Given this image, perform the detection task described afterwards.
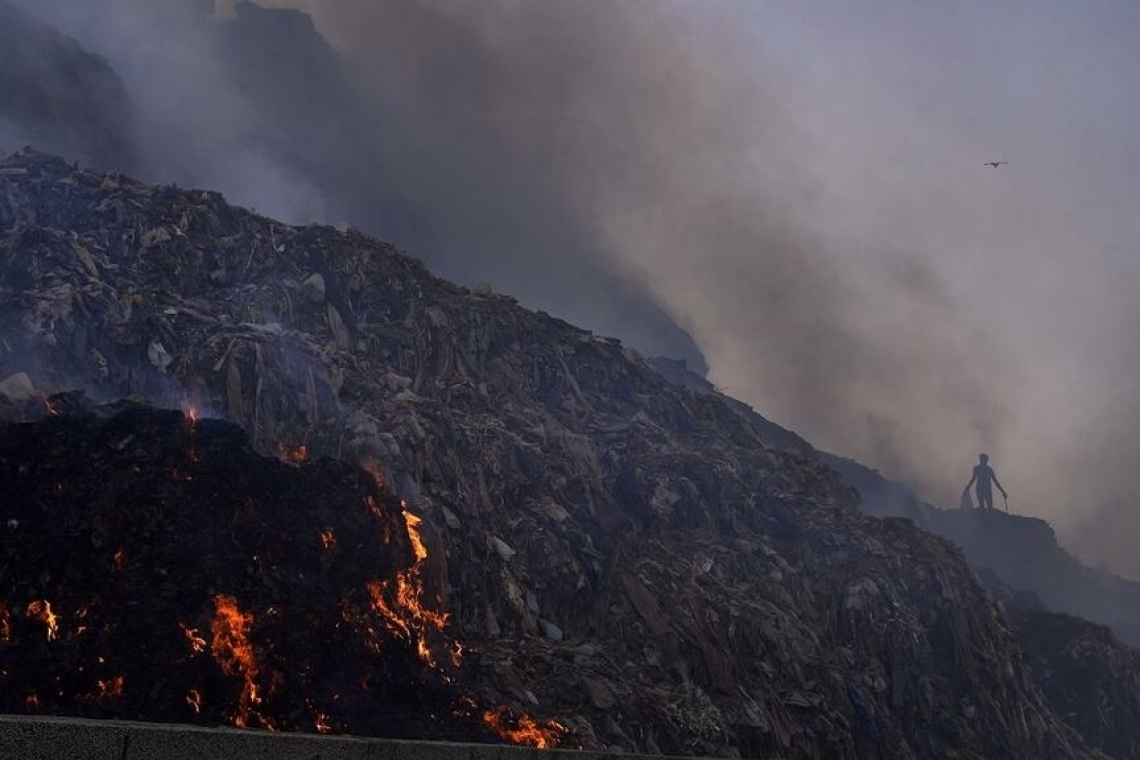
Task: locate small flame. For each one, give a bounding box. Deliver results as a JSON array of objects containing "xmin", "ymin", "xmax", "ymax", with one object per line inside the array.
[
  {"xmin": 181, "ymin": 623, "xmax": 207, "ymax": 654},
  {"xmin": 277, "ymin": 444, "xmax": 309, "ymax": 465},
  {"xmin": 42, "ymin": 394, "xmax": 61, "ymax": 417},
  {"xmin": 315, "ymin": 712, "xmax": 333, "ymax": 734},
  {"xmin": 186, "ymin": 688, "xmax": 203, "ymax": 714},
  {"xmin": 113, "ymin": 550, "xmax": 126, "ymax": 572},
  {"xmin": 0, "ymin": 600, "xmax": 12, "ymax": 643},
  {"xmin": 26, "ymin": 600, "xmax": 59, "ymax": 642},
  {"xmin": 482, "ymin": 707, "xmax": 566, "ymax": 749},
  {"xmin": 26, "ymin": 692, "xmax": 40, "ymax": 710},
  {"xmin": 402, "ymin": 510, "xmax": 428, "ymax": 563},
  {"xmin": 210, "ymin": 594, "xmax": 265, "ymax": 728},
  {"xmin": 320, "ymin": 529, "xmax": 336, "ymax": 550}
]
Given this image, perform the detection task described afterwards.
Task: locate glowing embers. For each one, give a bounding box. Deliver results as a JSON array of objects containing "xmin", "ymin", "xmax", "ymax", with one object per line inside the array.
[
  {"xmin": 83, "ymin": 675, "xmax": 125, "ymax": 704},
  {"xmin": 42, "ymin": 394, "xmax": 61, "ymax": 417},
  {"xmin": 180, "ymin": 622, "xmax": 207, "ymax": 654},
  {"xmin": 319, "ymin": 529, "xmax": 336, "ymax": 551},
  {"xmin": 402, "ymin": 509, "xmax": 428, "ymax": 562},
  {"xmin": 0, "ymin": 600, "xmax": 11, "ymax": 643},
  {"xmin": 25, "ymin": 600, "xmax": 59, "ymax": 642},
  {"xmin": 277, "ymin": 444, "xmax": 309, "ymax": 465},
  {"xmin": 210, "ymin": 594, "xmax": 271, "ymax": 729},
  {"xmin": 481, "ymin": 706, "xmax": 567, "ymax": 749}
]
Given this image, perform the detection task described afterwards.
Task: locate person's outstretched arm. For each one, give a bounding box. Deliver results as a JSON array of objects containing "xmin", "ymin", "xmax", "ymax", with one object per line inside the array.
[
  {"xmin": 964, "ymin": 471, "xmax": 976, "ymax": 492},
  {"xmin": 992, "ymin": 472, "xmax": 1006, "ymax": 496}
]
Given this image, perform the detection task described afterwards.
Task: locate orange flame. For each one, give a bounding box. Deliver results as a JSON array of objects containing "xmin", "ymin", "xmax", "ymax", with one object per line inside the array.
[
  {"xmin": 42, "ymin": 394, "xmax": 61, "ymax": 416},
  {"xmin": 363, "ymin": 507, "xmax": 456, "ymax": 671},
  {"xmin": 482, "ymin": 707, "xmax": 566, "ymax": 749},
  {"xmin": 186, "ymin": 688, "xmax": 203, "ymax": 714},
  {"xmin": 113, "ymin": 550, "xmax": 126, "ymax": 572},
  {"xmin": 26, "ymin": 600, "xmax": 59, "ymax": 641},
  {"xmin": 320, "ymin": 530, "xmax": 336, "ymax": 551},
  {"xmin": 402, "ymin": 510, "xmax": 428, "ymax": 563},
  {"xmin": 25, "ymin": 692, "xmax": 40, "ymax": 710},
  {"xmin": 315, "ymin": 712, "xmax": 333, "ymax": 734},
  {"xmin": 210, "ymin": 594, "xmax": 265, "ymax": 728},
  {"xmin": 181, "ymin": 623, "xmax": 207, "ymax": 654}
]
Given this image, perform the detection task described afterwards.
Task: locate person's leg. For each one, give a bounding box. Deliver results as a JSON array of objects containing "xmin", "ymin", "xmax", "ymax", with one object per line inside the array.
[{"xmin": 978, "ymin": 489, "xmax": 993, "ymax": 509}]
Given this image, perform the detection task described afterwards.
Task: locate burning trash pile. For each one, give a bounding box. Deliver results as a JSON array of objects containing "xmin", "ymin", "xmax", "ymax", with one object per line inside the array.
[
  {"xmin": 0, "ymin": 149, "xmax": 1128, "ymax": 758},
  {"xmin": 0, "ymin": 394, "xmax": 564, "ymax": 747}
]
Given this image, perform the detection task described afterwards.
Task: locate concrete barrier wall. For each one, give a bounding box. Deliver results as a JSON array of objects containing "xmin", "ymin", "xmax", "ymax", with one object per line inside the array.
[{"xmin": 0, "ymin": 716, "xmax": 643, "ymax": 760}]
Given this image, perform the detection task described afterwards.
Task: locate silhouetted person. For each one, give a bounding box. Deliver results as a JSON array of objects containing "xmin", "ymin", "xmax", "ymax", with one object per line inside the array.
[{"xmin": 963, "ymin": 453, "xmax": 1007, "ymax": 510}]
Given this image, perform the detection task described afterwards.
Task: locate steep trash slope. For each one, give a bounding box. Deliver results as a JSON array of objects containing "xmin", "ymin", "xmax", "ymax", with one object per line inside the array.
[{"xmin": 0, "ymin": 148, "xmax": 1108, "ymax": 758}]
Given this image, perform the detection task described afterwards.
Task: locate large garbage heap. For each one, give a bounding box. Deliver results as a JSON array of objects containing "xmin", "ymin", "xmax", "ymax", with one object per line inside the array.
[
  {"xmin": 0, "ymin": 148, "xmax": 1122, "ymax": 758},
  {"xmin": 0, "ymin": 395, "xmax": 563, "ymax": 748}
]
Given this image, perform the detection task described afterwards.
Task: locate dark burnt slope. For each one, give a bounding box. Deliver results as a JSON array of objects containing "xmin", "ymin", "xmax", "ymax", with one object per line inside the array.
[
  {"xmin": 0, "ymin": 396, "xmax": 510, "ymax": 742},
  {"xmin": 0, "ymin": 148, "xmax": 1107, "ymax": 758}
]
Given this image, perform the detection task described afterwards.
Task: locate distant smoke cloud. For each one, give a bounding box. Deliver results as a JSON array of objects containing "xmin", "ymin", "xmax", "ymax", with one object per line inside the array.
[{"xmin": 6, "ymin": 0, "xmax": 1140, "ymax": 576}]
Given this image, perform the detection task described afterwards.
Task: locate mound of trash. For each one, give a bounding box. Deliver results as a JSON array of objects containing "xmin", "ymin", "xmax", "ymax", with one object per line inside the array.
[{"xmin": 0, "ymin": 148, "xmax": 1115, "ymax": 758}]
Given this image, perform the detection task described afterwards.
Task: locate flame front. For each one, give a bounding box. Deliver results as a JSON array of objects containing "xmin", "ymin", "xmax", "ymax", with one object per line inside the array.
[
  {"xmin": 26, "ymin": 600, "xmax": 59, "ymax": 641},
  {"xmin": 482, "ymin": 707, "xmax": 566, "ymax": 749},
  {"xmin": 210, "ymin": 594, "xmax": 266, "ymax": 728},
  {"xmin": 365, "ymin": 508, "xmax": 453, "ymax": 671}
]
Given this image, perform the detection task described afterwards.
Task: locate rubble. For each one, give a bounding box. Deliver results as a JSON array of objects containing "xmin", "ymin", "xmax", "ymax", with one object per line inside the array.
[{"xmin": 0, "ymin": 148, "xmax": 1120, "ymax": 758}]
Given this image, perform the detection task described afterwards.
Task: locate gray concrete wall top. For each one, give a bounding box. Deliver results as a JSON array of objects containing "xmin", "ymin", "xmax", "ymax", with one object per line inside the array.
[{"xmin": 0, "ymin": 716, "xmax": 675, "ymax": 760}]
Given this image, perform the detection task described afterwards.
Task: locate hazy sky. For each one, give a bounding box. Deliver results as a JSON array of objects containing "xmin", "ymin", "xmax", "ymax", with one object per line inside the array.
[{"xmin": 9, "ymin": 0, "xmax": 1140, "ymax": 575}]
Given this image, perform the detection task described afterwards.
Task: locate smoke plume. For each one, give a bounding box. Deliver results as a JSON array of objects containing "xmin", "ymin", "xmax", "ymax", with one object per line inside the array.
[{"xmin": 5, "ymin": 0, "xmax": 1140, "ymax": 575}]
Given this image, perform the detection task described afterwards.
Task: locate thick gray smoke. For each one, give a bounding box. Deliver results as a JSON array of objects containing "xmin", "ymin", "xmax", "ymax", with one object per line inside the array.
[{"xmin": 6, "ymin": 0, "xmax": 1140, "ymax": 576}]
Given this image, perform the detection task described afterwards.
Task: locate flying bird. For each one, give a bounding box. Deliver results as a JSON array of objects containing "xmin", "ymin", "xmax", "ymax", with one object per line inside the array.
[{"xmin": 984, "ymin": 161, "xmax": 1010, "ymax": 168}]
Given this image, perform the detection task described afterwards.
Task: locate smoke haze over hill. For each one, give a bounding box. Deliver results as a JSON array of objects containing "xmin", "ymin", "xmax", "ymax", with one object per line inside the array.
[{"xmin": 5, "ymin": 0, "xmax": 1140, "ymax": 576}]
